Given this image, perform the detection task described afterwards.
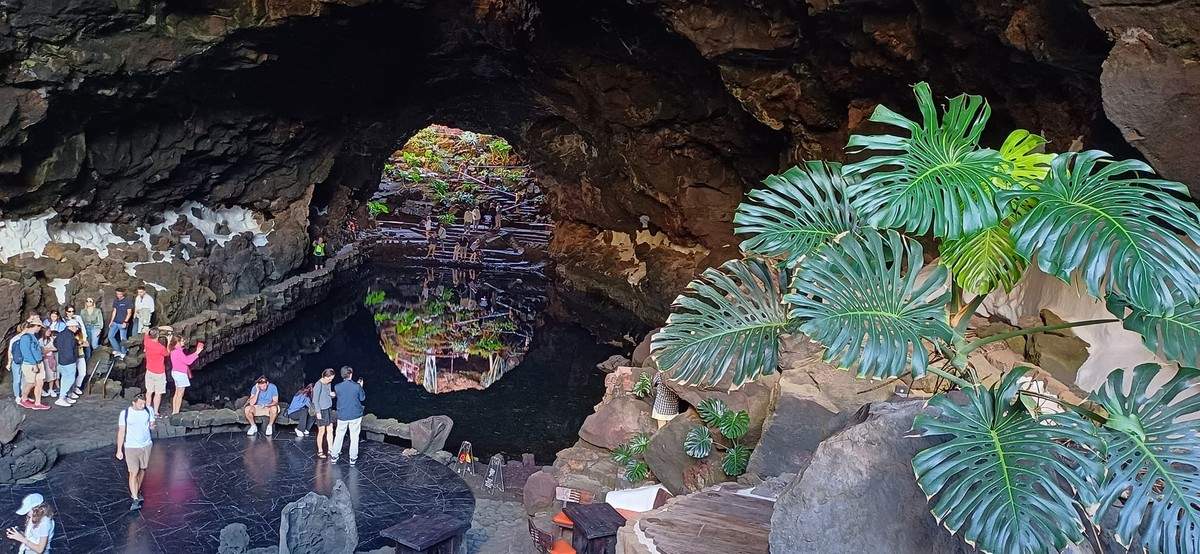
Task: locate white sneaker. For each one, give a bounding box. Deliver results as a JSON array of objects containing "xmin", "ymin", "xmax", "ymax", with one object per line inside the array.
[
  {"xmin": 54, "ymin": 398, "xmax": 71, "ymax": 407},
  {"xmin": 45, "ymin": 390, "xmax": 57, "ymax": 398},
  {"xmin": 304, "ymin": 430, "xmax": 310, "ymax": 436},
  {"xmin": 13, "ymin": 398, "xmax": 20, "ymax": 405},
  {"xmin": 294, "ymin": 429, "xmax": 304, "ymax": 438},
  {"xmin": 65, "ymin": 396, "xmax": 77, "ymax": 405},
  {"xmin": 265, "ymin": 424, "xmax": 274, "ymax": 436},
  {"xmin": 246, "ymin": 425, "xmax": 258, "ymax": 436}
]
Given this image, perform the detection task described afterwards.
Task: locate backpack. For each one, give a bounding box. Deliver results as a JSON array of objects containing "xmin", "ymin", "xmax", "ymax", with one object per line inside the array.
[
  {"xmin": 121, "ymin": 407, "xmax": 155, "ymax": 430},
  {"xmin": 10, "ymin": 334, "xmax": 35, "ymax": 365}
]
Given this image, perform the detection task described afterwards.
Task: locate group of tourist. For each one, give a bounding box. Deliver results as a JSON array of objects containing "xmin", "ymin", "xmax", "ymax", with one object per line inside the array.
[
  {"xmin": 4, "ymin": 287, "xmax": 159, "ymax": 411},
  {"xmin": 422, "ymin": 200, "xmax": 506, "ymax": 261},
  {"xmin": 280, "ymin": 366, "xmax": 367, "ymax": 463}
]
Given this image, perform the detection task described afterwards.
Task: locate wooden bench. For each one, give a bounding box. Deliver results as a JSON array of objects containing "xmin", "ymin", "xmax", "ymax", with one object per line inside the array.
[{"xmin": 381, "ymin": 512, "xmax": 471, "ymax": 554}]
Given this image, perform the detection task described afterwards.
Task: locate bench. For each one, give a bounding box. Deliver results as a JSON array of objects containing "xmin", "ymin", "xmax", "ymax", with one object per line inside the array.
[{"xmin": 381, "ymin": 512, "xmax": 471, "ymax": 554}]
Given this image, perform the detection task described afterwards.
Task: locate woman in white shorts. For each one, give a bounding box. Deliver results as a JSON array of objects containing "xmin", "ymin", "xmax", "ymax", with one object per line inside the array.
[{"xmin": 168, "ymin": 336, "xmax": 205, "ymax": 415}]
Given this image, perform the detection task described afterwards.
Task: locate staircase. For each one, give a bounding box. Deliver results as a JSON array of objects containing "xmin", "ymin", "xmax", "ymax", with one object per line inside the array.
[{"xmin": 372, "ymin": 185, "xmax": 552, "ymax": 275}]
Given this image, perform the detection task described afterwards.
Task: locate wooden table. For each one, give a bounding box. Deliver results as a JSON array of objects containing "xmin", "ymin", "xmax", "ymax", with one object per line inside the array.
[
  {"xmin": 563, "ymin": 503, "xmax": 627, "ymax": 554},
  {"xmin": 381, "ymin": 512, "xmax": 471, "ymax": 554}
]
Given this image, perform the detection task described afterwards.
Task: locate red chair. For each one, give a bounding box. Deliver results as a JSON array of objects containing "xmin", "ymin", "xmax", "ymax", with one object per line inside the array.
[
  {"xmin": 551, "ymin": 486, "xmax": 595, "ymax": 532},
  {"xmin": 529, "ymin": 518, "xmax": 576, "ymax": 554}
]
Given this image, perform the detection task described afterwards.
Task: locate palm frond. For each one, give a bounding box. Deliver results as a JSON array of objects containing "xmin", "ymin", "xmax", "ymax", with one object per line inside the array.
[
  {"xmin": 1089, "ymin": 364, "xmax": 1200, "ymax": 554},
  {"xmin": 734, "ymin": 161, "xmax": 862, "ymax": 265},
  {"xmin": 786, "ymin": 230, "xmax": 953, "ymax": 379},
  {"xmin": 1001, "ymin": 150, "xmax": 1200, "ymax": 312},
  {"xmin": 845, "ymin": 82, "xmax": 1016, "ymax": 238},
  {"xmin": 911, "ymin": 366, "xmax": 1101, "ymax": 554},
  {"xmin": 1106, "ymin": 294, "xmax": 1200, "ymax": 367},
  {"xmin": 651, "ymin": 259, "xmax": 791, "ymax": 388}
]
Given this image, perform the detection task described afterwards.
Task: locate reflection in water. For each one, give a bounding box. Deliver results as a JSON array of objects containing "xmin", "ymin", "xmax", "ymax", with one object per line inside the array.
[
  {"xmin": 366, "ymin": 267, "xmax": 540, "ymax": 393},
  {"xmin": 190, "ymin": 263, "xmax": 617, "ymax": 460}
]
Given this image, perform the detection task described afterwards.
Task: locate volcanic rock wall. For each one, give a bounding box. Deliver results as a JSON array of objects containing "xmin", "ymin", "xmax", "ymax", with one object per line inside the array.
[{"xmin": 0, "ymin": 0, "xmax": 1195, "ymax": 333}]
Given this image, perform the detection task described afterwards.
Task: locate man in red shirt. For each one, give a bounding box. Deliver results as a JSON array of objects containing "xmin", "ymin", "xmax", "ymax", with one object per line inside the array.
[{"xmin": 142, "ymin": 327, "xmax": 170, "ymax": 416}]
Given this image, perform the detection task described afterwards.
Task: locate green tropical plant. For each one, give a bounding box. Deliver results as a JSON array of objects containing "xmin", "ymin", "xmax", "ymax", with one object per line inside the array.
[
  {"xmin": 367, "ymin": 200, "xmax": 390, "ymax": 217},
  {"xmin": 631, "ymin": 372, "xmax": 653, "ymax": 398},
  {"xmin": 683, "ymin": 398, "xmax": 752, "ymax": 477},
  {"xmin": 363, "ymin": 290, "xmax": 386, "ymax": 307},
  {"xmin": 438, "ymin": 212, "xmax": 455, "ymax": 226},
  {"xmin": 650, "ymin": 82, "xmax": 1200, "ymax": 553},
  {"xmin": 612, "ymin": 432, "xmax": 653, "ymax": 483}
]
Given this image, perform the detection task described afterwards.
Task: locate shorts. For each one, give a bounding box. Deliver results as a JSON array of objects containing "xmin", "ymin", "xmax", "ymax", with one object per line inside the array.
[
  {"xmin": 171, "ymin": 371, "xmax": 190, "ymax": 388},
  {"xmin": 124, "ymin": 445, "xmax": 152, "ymax": 472},
  {"xmin": 145, "ymin": 371, "xmax": 167, "ymax": 394},
  {"xmin": 251, "ymin": 405, "xmax": 278, "ymax": 417},
  {"xmin": 20, "ymin": 363, "xmax": 40, "ymax": 384},
  {"xmin": 315, "ymin": 408, "xmax": 332, "ymax": 427}
]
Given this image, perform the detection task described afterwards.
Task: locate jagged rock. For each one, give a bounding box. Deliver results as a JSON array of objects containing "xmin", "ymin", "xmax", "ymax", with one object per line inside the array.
[
  {"xmin": 631, "ymin": 329, "xmax": 658, "ymax": 367},
  {"xmin": 769, "ymin": 401, "xmax": 968, "ymax": 554},
  {"xmin": 601, "ymin": 366, "xmax": 652, "ymax": 404},
  {"xmin": 550, "ymin": 441, "xmax": 622, "ymax": 496},
  {"xmin": 0, "ymin": 440, "xmax": 57, "ymax": 484},
  {"xmin": 643, "ymin": 410, "xmax": 724, "ymax": 495},
  {"xmin": 596, "ymin": 354, "xmax": 629, "ymax": 373},
  {"xmin": 578, "ymin": 395, "xmax": 654, "ymax": 451},
  {"xmin": 279, "ymin": 480, "xmax": 357, "ymax": 554},
  {"xmin": 218, "ymin": 523, "xmax": 251, "ymax": 554},
  {"xmin": 0, "ymin": 402, "xmax": 25, "ymax": 445},
  {"xmin": 409, "ymin": 415, "xmax": 453, "ymax": 454},
  {"xmin": 745, "ymin": 370, "xmax": 861, "ymax": 481},
  {"xmin": 665, "ymin": 372, "xmax": 779, "ymax": 446},
  {"xmin": 522, "ymin": 470, "xmax": 559, "ymax": 516}
]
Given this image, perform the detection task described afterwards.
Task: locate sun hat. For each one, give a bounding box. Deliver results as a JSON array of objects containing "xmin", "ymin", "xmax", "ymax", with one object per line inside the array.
[
  {"xmin": 16, "ymin": 493, "xmax": 43, "ymax": 515},
  {"xmin": 66, "ymin": 319, "xmax": 80, "ymax": 328},
  {"xmin": 25, "ymin": 315, "xmax": 42, "ymax": 326}
]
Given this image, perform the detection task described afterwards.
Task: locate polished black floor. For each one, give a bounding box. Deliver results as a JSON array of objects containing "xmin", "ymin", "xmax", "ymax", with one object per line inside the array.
[{"xmin": 0, "ymin": 432, "xmax": 475, "ymax": 553}]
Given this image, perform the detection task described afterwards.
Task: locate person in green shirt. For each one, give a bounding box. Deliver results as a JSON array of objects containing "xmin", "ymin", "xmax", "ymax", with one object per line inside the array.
[{"xmin": 312, "ymin": 236, "xmax": 327, "ymax": 269}]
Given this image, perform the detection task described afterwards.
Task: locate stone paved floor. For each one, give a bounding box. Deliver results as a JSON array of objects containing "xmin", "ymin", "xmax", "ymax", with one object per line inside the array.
[{"xmin": 0, "ymin": 432, "xmax": 474, "ymax": 553}]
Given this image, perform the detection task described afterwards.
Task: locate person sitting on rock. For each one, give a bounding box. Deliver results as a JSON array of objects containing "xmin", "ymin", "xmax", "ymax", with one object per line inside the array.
[
  {"xmin": 244, "ymin": 375, "xmax": 280, "ymax": 436},
  {"xmin": 287, "ymin": 384, "xmax": 314, "ymax": 439}
]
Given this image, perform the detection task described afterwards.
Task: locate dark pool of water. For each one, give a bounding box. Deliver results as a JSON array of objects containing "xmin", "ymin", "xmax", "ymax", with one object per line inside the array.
[{"xmin": 189, "ymin": 265, "xmax": 614, "ymax": 461}]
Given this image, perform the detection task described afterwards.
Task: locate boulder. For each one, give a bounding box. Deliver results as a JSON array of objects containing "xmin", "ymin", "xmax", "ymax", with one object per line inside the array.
[
  {"xmin": 596, "ymin": 354, "xmax": 630, "ymax": 373},
  {"xmin": 218, "ymin": 523, "xmax": 250, "ymax": 554},
  {"xmin": 0, "ymin": 401, "xmax": 25, "ymax": 444},
  {"xmin": 602, "ymin": 366, "xmax": 652, "ymax": 403},
  {"xmin": 578, "ymin": 395, "xmax": 654, "ymax": 450},
  {"xmin": 745, "ymin": 370, "xmax": 860, "ymax": 481},
  {"xmin": 550, "ymin": 441, "xmax": 623, "ymax": 495},
  {"xmin": 769, "ymin": 401, "xmax": 968, "ymax": 554},
  {"xmin": 665, "ymin": 372, "xmax": 779, "ymax": 446},
  {"xmin": 643, "ymin": 410, "xmax": 724, "ymax": 495},
  {"xmin": 409, "ymin": 415, "xmax": 453, "ymax": 454},
  {"xmin": 523, "ymin": 469, "xmax": 559, "ymax": 515},
  {"xmin": 631, "ymin": 329, "xmax": 659, "ymax": 366},
  {"xmin": 0, "ymin": 440, "xmax": 57, "ymax": 483},
  {"xmin": 279, "ymin": 480, "xmax": 357, "ymax": 554}
]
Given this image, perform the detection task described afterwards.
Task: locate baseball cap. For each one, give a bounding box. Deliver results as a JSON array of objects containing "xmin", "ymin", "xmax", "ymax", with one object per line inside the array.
[{"xmin": 16, "ymin": 493, "xmax": 43, "ymax": 515}]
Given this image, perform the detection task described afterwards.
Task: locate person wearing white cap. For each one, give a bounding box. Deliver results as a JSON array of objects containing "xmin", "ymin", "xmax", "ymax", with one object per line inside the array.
[{"xmin": 6, "ymin": 492, "xmax": 54, "ymax": 553}]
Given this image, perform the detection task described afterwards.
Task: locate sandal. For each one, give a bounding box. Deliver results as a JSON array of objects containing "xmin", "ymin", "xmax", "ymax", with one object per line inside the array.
[{"xmin": 317, "ymin": 452, "xmax": 327, "ymax": 459}]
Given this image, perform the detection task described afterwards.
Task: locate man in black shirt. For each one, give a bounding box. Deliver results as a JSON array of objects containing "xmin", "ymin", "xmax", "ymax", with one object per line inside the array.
[{"xmin": 107, "ymin": 288, "xmax": 133, "ymax": 358}]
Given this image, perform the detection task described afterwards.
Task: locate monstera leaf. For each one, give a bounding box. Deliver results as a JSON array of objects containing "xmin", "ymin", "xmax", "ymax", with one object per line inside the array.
[
  {"xmin": 786, "ymin": 230, "xmax": 953, "ymax": 379},
  {"xmin": 1001, "ymin": 150, "xmax": 1200, "ymax": 312},
  {"xmin": 696, "ymin": 398, "xmax": 727, "ymax": 427},
  {"xmin": 1090, "ymin": 364, "xmax": 1200, "ymax": 554},
  {"xmin": 652, "ymin": 259, "xmax": 791, "ymax": 388},
  {"xmin": 845, "ymin": 82, "xmax": 1018, "ymax": 238},
  {"xmin": 722, "ymin": 444, "xmax": 751, "ymax": 477},
  {"xmin": 734, "ymin": 161, "xmax": 862, "ymax": 265},
  {"xmin": 911, "ymin": 366, "xmax": 1101, "ymax": 554},
  {"xmin": 684, "ymin": 426, "xmax": 713, "ymax": 459},
  {"xmin": 938, "ymin": 219, "xmax": 1026, "ymax": 294},
  {"xmin": 1107, "ymin": 295, "xmax": 1200, "ymax": 367},
  {"xmin": 995, "ymin": 129, "xmax": 1054, "ymax": 186},
  {"xmin": 717, "ymin": 410, "xmax": 750, "ymax": 440}
]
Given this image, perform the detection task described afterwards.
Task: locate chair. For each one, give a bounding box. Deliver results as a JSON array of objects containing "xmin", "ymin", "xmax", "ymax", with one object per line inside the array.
[
  {"xmin": 551, "ymin": 487, "xmax": 595, "ymax": 531},
  {"xmin": 529, "ymin": 518, "xmax": 575, "ymax": 554}
]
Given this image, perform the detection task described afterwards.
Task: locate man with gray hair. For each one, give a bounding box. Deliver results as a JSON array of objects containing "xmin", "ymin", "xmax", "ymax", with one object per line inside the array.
[{"xmin": 330, "ymin": 366, "xmax": 366, "ymax": 465}]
